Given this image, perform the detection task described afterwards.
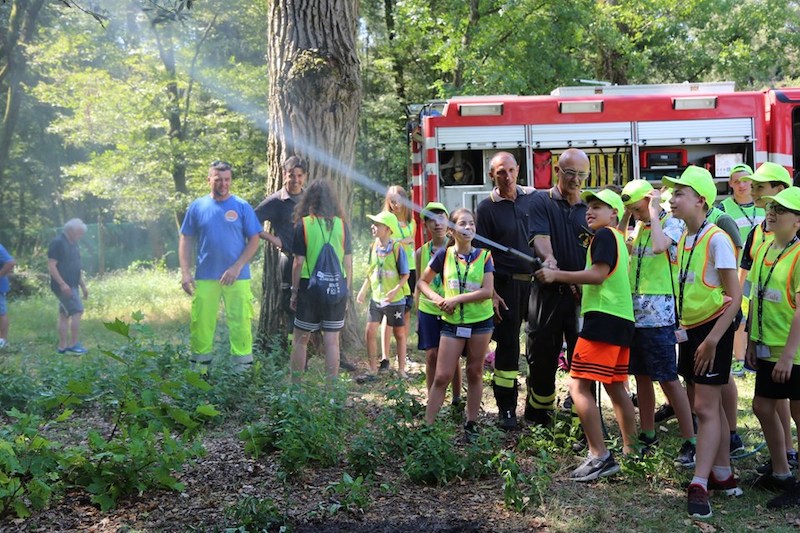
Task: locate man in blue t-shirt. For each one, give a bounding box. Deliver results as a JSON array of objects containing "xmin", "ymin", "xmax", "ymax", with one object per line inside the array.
[
  {"xmin": 179, "ymin": 160, "xmax": 262, "ymax": 371},
  {"xmin": 0, "ymin": 243, "xmax": 16, "ymax": 349}
]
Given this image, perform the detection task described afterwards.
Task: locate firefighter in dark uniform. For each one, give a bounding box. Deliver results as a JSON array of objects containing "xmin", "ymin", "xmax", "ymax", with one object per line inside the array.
[
  {"xmin": 526, "ymin": 148, "xmax": 593, "ymax": 425},
  {"xmin": 475, "ymin": 152, "xmax": 537, "ymax": 430}
]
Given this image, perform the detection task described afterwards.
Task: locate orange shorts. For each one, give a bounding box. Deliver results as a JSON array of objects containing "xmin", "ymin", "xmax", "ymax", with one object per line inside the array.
[{"xmin": 569, "ymin": 337, "xmax": 630, "ymax": 384}]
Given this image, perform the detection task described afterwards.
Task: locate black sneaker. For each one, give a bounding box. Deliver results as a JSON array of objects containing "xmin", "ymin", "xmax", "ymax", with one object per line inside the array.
[
  {"xmin": 767, "ymin": 482, "xmax": 800, "ymax": 509},
  {"xmin": 757, "ymin": 450, "xmax": 799, "ymax": 475},
  {"xmin": 675, "ymin": 440, "xmax": 696, "ymax": 468},
  {"xmin": 339, "ymin": 357, "xmax": 357, "ymax": 372},
  {"xmin": 687, "ymin": 483, "xmax": 712, "ymax": 518},
  {"xmin": 638, "ymin": 432, "xmax": 658, "ymax": 454},
  {"xmin": 569, "ymin": 453, "xmax": 620, "ymax": 482},
  {"xmin": 524, "ymin": 407, "xmax": 552, "ymax": 427},
  {"xmin": 751, "ymin": 473, "xmax": 796, "ymax": 493},
  {"xmin": 464, "ymin": 421, "xmax": 479, "ymax": 444},
  {"xmin": 654, "ymin": 403, "xmax": 675, "ymax": 423},
  {"xmin": 499, "ymin": 409, "xmax": 518, "ymax": 431},
  {"xmin": 378, "ymin": 359, "xmax": 390, "ymax": 373}
]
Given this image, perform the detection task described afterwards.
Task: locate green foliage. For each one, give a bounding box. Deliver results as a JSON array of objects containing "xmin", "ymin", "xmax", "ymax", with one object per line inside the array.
[
  {"xmin": 402, "ymin": 423, "xmax": 463, "ymax": 485},
  {"xmin": 323, "ymin": 472, "xmax": 372, "ymax": 516},
  {"xmin": 0, "ymin": 364, "xmax": 38, "ymax": 412},
  {"xmin": 491, "ymin": 448, "xmax": 555, "ymax": 513},
  {"xmin": 238, "ymin": 384, "xmax": 350, "ymax": 475},
  {"xmin": 223, "ymin": 495, "xmax": 289, "ymax": 532},
  {"xmin": 0, "ymin": 409, "xmax": 61, "ymax": 519}
]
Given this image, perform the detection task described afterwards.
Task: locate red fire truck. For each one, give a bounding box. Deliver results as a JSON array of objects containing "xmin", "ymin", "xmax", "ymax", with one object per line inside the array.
[{"xmin": 408, "ymin": 82, "xmax": 800, "ymax": 241}]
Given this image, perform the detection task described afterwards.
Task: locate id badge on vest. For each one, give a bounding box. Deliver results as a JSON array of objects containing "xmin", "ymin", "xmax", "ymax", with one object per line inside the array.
[
  {"xmin": 675, "ymin": 327, "xmax": 688, "ymax": 344},
  {"xmin": 456, "ymin": 327, "xmax": 472, "ymax": 339},
  {"xmin": 755, "ymin": 343, "xmax": 771, "ymax": 360}
]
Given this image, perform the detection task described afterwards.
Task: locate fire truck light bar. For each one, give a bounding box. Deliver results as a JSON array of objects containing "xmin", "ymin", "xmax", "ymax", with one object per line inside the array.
[
  {"xmin": 559, "ymin": 101, "xmax": 603, "ymax": 113},
  {"xmin": 458, "ymin": 103, "xmax": 504, "ymax": 116},
  {"xmin": 673, "ymin": 96, "xmax": 717, "ymax": 110}
]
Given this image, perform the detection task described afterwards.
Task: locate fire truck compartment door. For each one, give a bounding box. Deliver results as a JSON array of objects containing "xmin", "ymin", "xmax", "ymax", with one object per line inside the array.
[
  {"xmin": 637, "ymin": 118, "xmax": 753, "ymax": 146},
  {"xmin": 436, "ymin": 126, "xmax": 526, "ymax": 150},
  {"xmin": 528, "ymin": 122, "xmax": 632, "ymax": 149}
]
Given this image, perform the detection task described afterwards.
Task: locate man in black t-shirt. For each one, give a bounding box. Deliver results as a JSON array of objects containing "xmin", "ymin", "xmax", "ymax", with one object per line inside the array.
[
  {"xmin": 526, "ymin": 148, "xmax": 593, "ymax": 425},
  {"xmin": 255, "ymin": 156, "xmax": 307, "ymax": 343},
  {"xmin": 47, "ymin": 218, "xmax": 89, "ymax": 355},
  {"xmin": 476, "ymin": 152, "xmax": 537, "ymax": 430}
]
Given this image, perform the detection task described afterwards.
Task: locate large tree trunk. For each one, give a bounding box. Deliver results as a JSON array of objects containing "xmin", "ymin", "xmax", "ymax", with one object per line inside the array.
[
  {"xmin": 259, "ymin": 0, "xmax": 362, "ymax": 350},
  {"xmin": 0, "ymin": 0, "xmax": 45, "ymax": 201}
]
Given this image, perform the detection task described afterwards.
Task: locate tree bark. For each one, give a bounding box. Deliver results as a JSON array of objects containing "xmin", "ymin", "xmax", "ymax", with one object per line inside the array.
[
  {"xmin": 259, "ymin": 0, "xmax": 362, "ymax": 350},
  {"xmin": 0, "ymin": 0, "xmax": 45, "ymax": 197}
]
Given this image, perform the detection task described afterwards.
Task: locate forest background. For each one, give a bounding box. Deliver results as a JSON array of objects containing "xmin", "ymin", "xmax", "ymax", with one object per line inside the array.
[{"xmin": 3, "ymin": 0, "xmax": 800, "ymax": 274}]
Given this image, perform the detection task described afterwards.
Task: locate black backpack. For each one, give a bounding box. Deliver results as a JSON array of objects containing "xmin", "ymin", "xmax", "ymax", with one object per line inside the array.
[{"xmin": 306, "ymin": 219, "xmax": 348, "ymax": 305}]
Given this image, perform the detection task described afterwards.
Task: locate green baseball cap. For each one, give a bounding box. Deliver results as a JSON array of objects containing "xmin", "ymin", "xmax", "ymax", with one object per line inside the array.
[
  {"xmin": 763, "ymin": 186, "xmax": 800, "ymax": 214},
  {"xmin": 421, "ymin": 202, "xmax": 449, "ymax": 221},
  {"xmin": 741, "ymin": 161, "xmax": 792, "ymax": 187},
  {"xmin": 367, "ymin": 210, "xmax": 400, "ymax": 235},
  {"xmin": 621, "ymin": 179, "xmax": 654, "ymax": 206},
  {"xmin": 662, "ymin": 166, "xmax": 716, "ymax": 209},
  {"xmin": 729, "ymin": 163, "xmax": 754, "ymax": 178},
  {"xmin": 581, "ymin": 188, "xmax": 625, "ymax": 217}
]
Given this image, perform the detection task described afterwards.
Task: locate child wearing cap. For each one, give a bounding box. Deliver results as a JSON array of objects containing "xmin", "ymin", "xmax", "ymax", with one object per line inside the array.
[
  {"xmin": 415, "ymin": 202, "xmax": 462, "ymax": 402},
  {"xmin": 739, "ymin": 162, "xmax": 798, "ymax": 473},
  {"xmin": 357, "ymin": 211, "xmax": 410, "ymax": 378},
  {"xmin": 620, "ymin": 179, "xmax": 696, "ymax": 467},
  {"xmin": 718, "ymin": 163, "xmax": 765, "ymax": 378},
  {"xmin": 744, "ymin": 186, "xmax": 800, "ymax": 508},
  {"xmin": 665, "ymin": 166, "xmax": 743, "ymax": 519},
  {"xmin": 535, "ymin": 187, "xmax": 637, "ymax": 482}
]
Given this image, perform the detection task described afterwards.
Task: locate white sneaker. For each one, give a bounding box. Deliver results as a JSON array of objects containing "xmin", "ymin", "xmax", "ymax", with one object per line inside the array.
[{"xmin": 0, "ymin": 338, "xmax": 7, "ymax": 349}]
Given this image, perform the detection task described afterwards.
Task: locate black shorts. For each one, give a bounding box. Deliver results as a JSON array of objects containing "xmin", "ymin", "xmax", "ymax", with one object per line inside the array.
[
  {"xmin": 368, "ymin": 300, "xmax": 406, "ymax": 327},
  {"xmin": 755, "ymin": 360, "xmax": 800, "ymax": 400},
  {"xmin": 293, "ymin": 279, "xmax": 347, "ymax": 332},
  {"xmin": 677, "ymin": 315, "xmax": 735, "ymax": 385}
]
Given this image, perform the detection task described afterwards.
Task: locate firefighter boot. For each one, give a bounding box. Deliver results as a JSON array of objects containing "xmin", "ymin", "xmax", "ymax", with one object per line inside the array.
[{"xmin": 493, "ymin": 380, "xmax": 519, "ymax": 431}]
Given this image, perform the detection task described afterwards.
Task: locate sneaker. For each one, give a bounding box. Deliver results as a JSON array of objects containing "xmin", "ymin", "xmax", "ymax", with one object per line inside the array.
[
  {"xmin": 654, "ymin": 403, "xmax": 675, "ymax": 423},
  {"xmin": 57, "ymin": 346, "xmax": 68, "ymax": 354},
  {"xmin": 687, "ymin": 484, "xmax": 712, "ymax": 519},
  {"xmin": 561, "ymin": 393, "xmax": 574, "ymax": 413},
  {"xmin": 557, "ymin": 350, "xmax": 568, "ymax": 371},
  {"xmin": 66, "ymin": 343, "xmax": 88, "ymax": 355},
  {"xmin": 569, "ymin": 453, "xmax": 620, "ymax": 482},
  {"xmin": 730, "ymin": 433, "xmax": 745, "ymax": 456},
  {"xmin": 451, "ymin": 395, "xmax": 463, "ymax": 407},
  {"xmin": 757, "ymin": 451, "xmax": 800, "ymax": 475},
  {"xmin": 708, "ymin": 473, "xmax": 744, "ymax": 497},
  {"xmin": 339, "ymin": 358, "xmax": 357, "ymax": 372},
  {"xmin": 731, "ymin": 360, "xmax": 745, "ymax": 377},
  {"xmin": 378, "ymin": 359, "xmax": 390, "ymax": 373},
  {"xmin": 767, "ymin": 482, "xmax": 800, "ymax": 509},
  {"xmin": 751, "ymin": 473, "xmax": 796, "ymax": 492},
  {"xmin": 464, "ymin": 421, "xmax": 479, "ymax": 444},
  {"xmin": 675, "ymin": 440, "xmax": 696, "ymax": 468},
  {"xmin": 0, "ymin": 338, "xmax": 7, "ymax": 349},
  {"xmin": 638, "ymin": 432, "xmax": 658, "ymax": 453},
  {"xmin": 499, "ymin": 409, "xmax": 518, "ymax": 431},
  {"xmin": 355, "ymin": 373, "xmax": 378, "ymax": 384}
]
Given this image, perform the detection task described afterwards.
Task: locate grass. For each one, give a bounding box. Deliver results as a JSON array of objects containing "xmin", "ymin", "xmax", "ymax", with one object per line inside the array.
[{"xmin": 3, "ymin": 265, "xmax": 800, "ymax": 531}]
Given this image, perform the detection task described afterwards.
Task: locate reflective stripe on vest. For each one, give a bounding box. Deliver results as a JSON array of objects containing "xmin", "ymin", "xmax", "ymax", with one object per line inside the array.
[
  {"xmin": 368, "ymin": 240, "xmax": 405, "ymax": 304},
  {"xmin": 677, "ymin": 226, "xmax": 730, "ymax": 327},
  {"xmin": 582, "ymin": 227, "xmax": 634, "ymax": 321},
  {"xmin": 442, "ymin": 247, "xmax": 494, "ymax": 325},
  {"xmin": 749, "ymin": 240, "xmax": 800, "ymax": 358},
  {"xmin": 301, "ymin": 216, "xmax": 346, "ymax": 279},
  {"xmin": 418, "ymin": 241, "xmax": 444, "ymax": 316}
]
